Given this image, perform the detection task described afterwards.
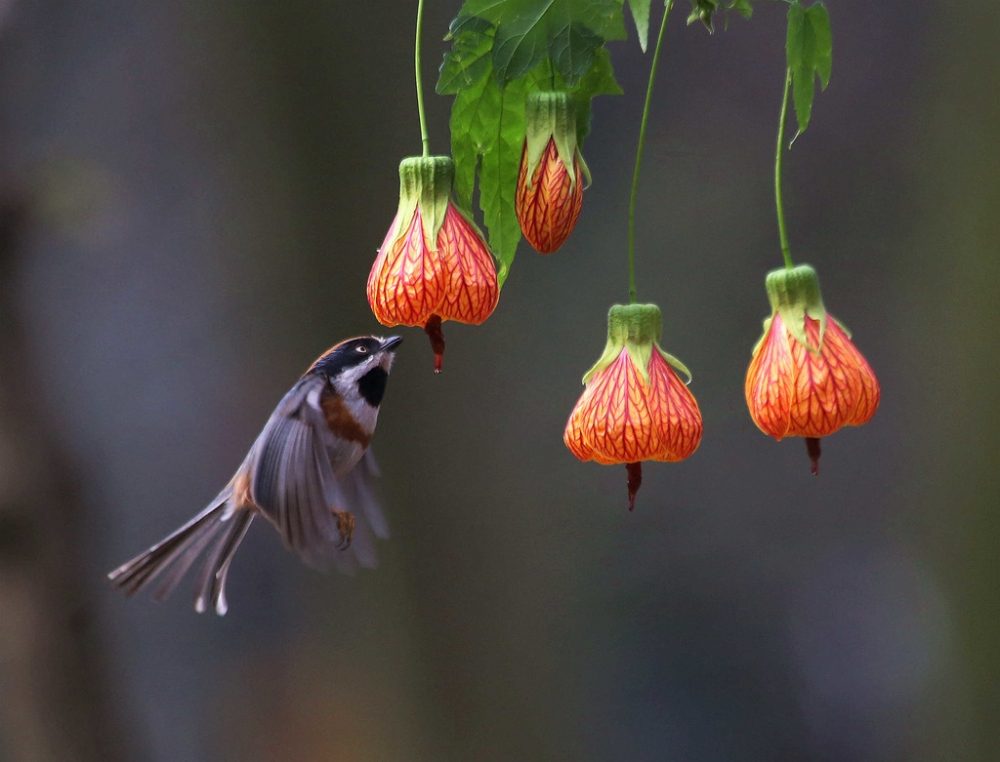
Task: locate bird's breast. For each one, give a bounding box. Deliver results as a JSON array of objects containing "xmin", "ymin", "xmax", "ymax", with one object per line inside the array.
[{"xmin": 320, "ymin": 390, "xmax": 378, "ymax": 476}]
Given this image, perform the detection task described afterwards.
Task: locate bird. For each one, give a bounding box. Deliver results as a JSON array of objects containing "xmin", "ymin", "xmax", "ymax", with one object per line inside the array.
[{"xmin": 108, "ymin": 335, "xmax": 403, "ymax": 615}]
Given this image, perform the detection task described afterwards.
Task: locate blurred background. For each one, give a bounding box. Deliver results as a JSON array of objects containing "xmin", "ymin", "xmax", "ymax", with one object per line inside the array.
[{"xmin": 0, "ymin": 0, "xmax": 996, "ymax": 760}]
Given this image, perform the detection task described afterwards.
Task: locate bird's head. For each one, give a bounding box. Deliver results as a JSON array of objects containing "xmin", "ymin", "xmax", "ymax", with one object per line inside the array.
[{"xmin": 309, "ymin": 335, "xmax": 402, "ymax": 407}]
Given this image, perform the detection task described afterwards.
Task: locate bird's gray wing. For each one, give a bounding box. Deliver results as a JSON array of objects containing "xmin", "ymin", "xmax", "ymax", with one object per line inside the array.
[{"xmin": 247, "ymin": 375, "xmax": 384, "ymax": 571}]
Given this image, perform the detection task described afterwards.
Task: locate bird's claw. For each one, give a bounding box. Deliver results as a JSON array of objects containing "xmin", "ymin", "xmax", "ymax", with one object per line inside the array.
[{"xmin": 332, "ymin": 510, "xmax": 355, "ymax": 550}]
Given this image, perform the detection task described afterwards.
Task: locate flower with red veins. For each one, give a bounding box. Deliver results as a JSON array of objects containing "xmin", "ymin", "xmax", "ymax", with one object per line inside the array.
[
  {"xmin": 367, "ymin": 156, "xmax": 499, "ymax": 372},
  {"xmin": 564, "ymin": 304, "xmax": 702, "ymax": 511},
  {"xmin": 515, "ymin": 91, "xmax": 589, "ymax": 255},
  {"xmin": 745, "ymin": 264, "xmax": 880, "ymax": 473}
]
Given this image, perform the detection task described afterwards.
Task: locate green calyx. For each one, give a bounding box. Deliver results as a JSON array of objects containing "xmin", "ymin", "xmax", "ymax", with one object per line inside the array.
[
  {"xmin": 523, "ymin": 92, "xmax": 588, "ymax": 193},
  {"xmin": 394, "ymin": 155, "xmax": 454, "ymax": 250},
  {"xmin": 583, "ymin": 303, "xmax": 692, "ymax": 386},
  {"xmin": 763, "ymin": 264, "xmax": 828, "ymax": 352}
]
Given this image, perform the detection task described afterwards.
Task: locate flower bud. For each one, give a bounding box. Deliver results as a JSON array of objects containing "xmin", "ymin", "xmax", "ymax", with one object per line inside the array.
[{"xmin": 515, "ymin": 92, "xmax": 589, "ymax": 254}]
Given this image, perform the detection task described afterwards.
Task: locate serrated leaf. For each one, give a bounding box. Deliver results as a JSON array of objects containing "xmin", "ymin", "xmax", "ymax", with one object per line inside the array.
[
  {"xmin": 438, "ymin": 2, "xmax": 625, "ymax": 287},
  {"xmin": 439, "ymin": 22, "xmax": 497, "ymax": 209},
  {"xmin": 626, "ymin": 0, "xmax": 651, "ymax": 51},
  {"xmin": 437, "ymin": 18, "xmax": 494, "ymax": 95},
  {"xmin": 730, "ymin": 0, "xmax": 752, "ymax": 19},
  {"xmin": 571, "ymin": 47, "xmax": 622, "ymax": 141},
  {"xmin": 786, "ymin": 1, "xmax": 832, "ymax": 136},
  {"xmin": 456, "ymin": 0, "xmax": 625, "ymax": 87},
  {"xmin": 808, "ymin": 3, "xmax": 832, "ymax": 88},
  {"xmin": 447, "ymin": 70, "xmax": 492, "ymax": 210}
]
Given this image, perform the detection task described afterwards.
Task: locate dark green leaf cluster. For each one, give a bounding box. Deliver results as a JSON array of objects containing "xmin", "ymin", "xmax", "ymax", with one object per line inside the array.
[
  {"xmin": 730, "ymin": 0, "xmax": 752, "ymax": 19},
  {"xmin": 437, "ymin": 0, "xmax": 625, "ymax": 286},
  {"xmin": 786, "ymin": 1, "xmax": 832, "ymax": 136},
  {"xmin": 687, "ymin": 0, "xmax": 720, "ymax": 32}
]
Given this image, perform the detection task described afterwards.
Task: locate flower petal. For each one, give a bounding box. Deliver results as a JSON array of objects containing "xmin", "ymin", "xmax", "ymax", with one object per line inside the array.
[
  {"xmin": 367, "ymin": 207, "xmax": 447, "ymax": 327},
  {"xmin": 572, "ymin": 350, "xmax": 662, "ymax": 463},
  {"xmin": 647, "ymin": 349, "xmax": 703, "ymax": 461},
  {"xmin": 818, "ymin": 317, "xmax": 881, "ymax": 428},
  {"xmin": 564, "ymin": 400, "xmax": 596, "ymax": 462},
  {"xmin": 787, "ymin": 316, "xmax": 865, "ymax": 437},
  {"xmin": 745, "ymin": 314, "xmax": 795, "ymax": 439},
  {"xmin": 435, "ymin": 204, "xmax": 499, "ymax": 325}
]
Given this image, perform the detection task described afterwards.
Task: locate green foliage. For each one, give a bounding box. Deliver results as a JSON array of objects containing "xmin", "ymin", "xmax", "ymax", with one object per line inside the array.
[
  {"xmin": 687, "ymin": 0, "xmax": 719, "ymax": 32},
  {"xmin": 785, "ymin": 1, "xmax": 832, "ymax": 137},
  {"xmin": 452, "ymin": 0, "xmax": 626, "ymax": 87},
  {"xmin": 439, "ymin": 1, "xmax": 625, "ymax": 287},
  {"xmin": 730, "ymin": 0, "xmax": 752, "ymax": 19},
  {"xmin": 626, "ymin": 0, "xmax": 652, "ymax": 51}
]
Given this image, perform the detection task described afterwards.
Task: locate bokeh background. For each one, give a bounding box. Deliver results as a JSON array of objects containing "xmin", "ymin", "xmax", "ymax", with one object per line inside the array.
[{"xmin": 0, "ymin": 1, "xmax": 996, "ymax": 760}]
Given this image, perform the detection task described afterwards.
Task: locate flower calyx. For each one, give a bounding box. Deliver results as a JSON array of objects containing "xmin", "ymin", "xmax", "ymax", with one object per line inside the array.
[
  {"xmin": 687, "ymin": 0, "xmax": 720, "ymax": 33},
  {"xmin": 390, "ymin": 155, "xmax": 456, "ymax": 251},
  {"xmin": 584, "ymin": 303, "xmax": 692, "ymax": 387},
  {"xmin": 523, "ymin": 91, "xmax": 589, "ymax": 194},
  {"xmin": 762, "ymin": 264, "xmax": 828, "ymax": 354}
]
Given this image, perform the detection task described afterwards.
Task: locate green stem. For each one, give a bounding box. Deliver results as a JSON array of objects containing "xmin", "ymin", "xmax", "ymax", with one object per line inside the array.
[
  {"xmin": 775, "ymin": 67, "xmax": 793, "ymax": 269},
  {"xmin": 628, "ymin": 0, "xmax": 674, "ymax": 304},
  {"xmin": 415, "ymin": 0, "xmax": 430, "ymax": 157}
]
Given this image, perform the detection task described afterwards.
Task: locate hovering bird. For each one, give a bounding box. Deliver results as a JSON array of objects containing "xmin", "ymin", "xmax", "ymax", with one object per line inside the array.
[{"xmin": 108, "ymin": 335, "xmax": 403, "ymax": 615}]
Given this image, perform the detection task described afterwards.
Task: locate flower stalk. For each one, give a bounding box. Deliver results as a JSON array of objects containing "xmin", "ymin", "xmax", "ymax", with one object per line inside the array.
[
  {"xmin": 628, "ymin": 0, "xmax": 675, "ymax": 303},
  {"xmin": 415, "ymin": 0, "xmax": 430, "ymax": 157},
  {"xmin": 775, "ymin": 68, "xmax": 793, "ymax": 270}
]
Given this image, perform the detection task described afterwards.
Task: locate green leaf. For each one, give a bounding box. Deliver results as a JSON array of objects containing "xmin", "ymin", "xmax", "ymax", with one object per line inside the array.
[
  {"xmin": 478, "ymin": 74, "xmax": 536, "ymax": 286},
  {"xmin": 438, "ymin": 16, "xmax": 494, "ymax": 95},
  {"xmin": 626, "ymin": 0, "xmax": 651, "ymax": 52},
  {"xmin": 455, "ymin": 0, "xmax": 626, "ymax": 87},
  {"xmin": 785, "ymin": 1, "xmax": 832, "ymax": 136},
  {"xmin": 571, "ymin": 47, "xmax": 622, "ymax": 141},
  {"xmin": 730, "ymin": 0, "xmax": 752, "ymax": 19},
  {"xmin": 687, "ymin": 0, "xmax": 719, "ymax": 32},
  {"xmin": 438, "ymin": 21, "xmax": 497, "ymax": 209}
]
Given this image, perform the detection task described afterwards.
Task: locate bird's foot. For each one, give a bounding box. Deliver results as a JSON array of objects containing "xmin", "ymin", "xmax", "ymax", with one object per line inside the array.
[{"xmin": 332, "ymin": 510, "xmax": 355, "ymax": 550}]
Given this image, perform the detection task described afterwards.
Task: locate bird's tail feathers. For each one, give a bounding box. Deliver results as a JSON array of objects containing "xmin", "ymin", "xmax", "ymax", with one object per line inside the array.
[{"xmin": 107, "ymin": 489, "xmax": 254, "ymax": 615}]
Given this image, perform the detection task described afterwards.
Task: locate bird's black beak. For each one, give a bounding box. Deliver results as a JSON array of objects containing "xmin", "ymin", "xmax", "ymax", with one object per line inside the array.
[{"xmin": 381, "ymin": 335, "xmax": 403, "ymax": 352}]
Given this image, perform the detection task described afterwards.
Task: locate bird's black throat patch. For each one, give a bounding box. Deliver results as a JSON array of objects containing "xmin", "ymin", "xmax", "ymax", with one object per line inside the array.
[{"xmin": 357, "ymin": 367, "xmax": 388, "ymax": 407}]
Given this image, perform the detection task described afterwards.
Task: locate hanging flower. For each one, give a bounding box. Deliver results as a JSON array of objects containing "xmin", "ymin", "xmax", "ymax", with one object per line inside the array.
[
  {"xmin": 745, "ymin": 264, "xmax": 880, "ymax": 473},
  {"xmin": 368, "ymin": 155, "xmax": 499, "ymax": 372},
  {"xmin": 515, "ymin": 91, "xmax": 589, "ymax": 255},
  {"xmin": 564, "ymin": 304, "xmax": 702, "ymax": 510}
]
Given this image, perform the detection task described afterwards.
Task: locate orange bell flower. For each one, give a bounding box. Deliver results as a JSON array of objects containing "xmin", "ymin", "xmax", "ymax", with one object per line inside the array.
[
  {"xmin": 515, "ymin": 92, "xmax": 588, "ymax": 254},
  {"xmin": 367, "ymin": 156, "xmax": 499, "ymax": 372},
  {"xmin": 745, "ymin": 265, "xmax": 880, "ymax": 473},
  {"xmin": 565, "ymin": 304, "xmax": 702, "ymax": 510}
]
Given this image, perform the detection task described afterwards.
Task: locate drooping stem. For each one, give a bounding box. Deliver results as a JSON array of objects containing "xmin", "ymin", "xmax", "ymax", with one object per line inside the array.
[
  {"xmin": 415, "ymin": 0, "xmax": 430, "ymax": 157},
  {"xmin": 628, "ymin": 0, "xmax": 674, "ymax": 304},
  {"xmin": 775, "ymin": 68, "xmax": 794, "ymax": 269}
]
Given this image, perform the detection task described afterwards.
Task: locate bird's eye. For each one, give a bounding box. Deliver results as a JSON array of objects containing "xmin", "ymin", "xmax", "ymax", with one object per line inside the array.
[{"xmin": 356, "ymin": 345, "xmax": 368, "ymax": 354}]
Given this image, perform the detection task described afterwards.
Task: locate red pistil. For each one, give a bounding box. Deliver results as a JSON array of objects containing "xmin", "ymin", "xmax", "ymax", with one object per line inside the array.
[
  {"xmin": 626, "ymin": 462, "xmax": 642, "ymax": 512},
  {"xmin": 424, "ymin": 315, "xmax": 445, "ymax": 373},
  {"xmin": 806, "ymin": 437, "xmax": 821, "ymax": 475}
]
